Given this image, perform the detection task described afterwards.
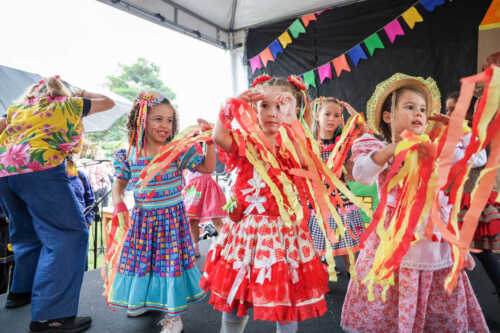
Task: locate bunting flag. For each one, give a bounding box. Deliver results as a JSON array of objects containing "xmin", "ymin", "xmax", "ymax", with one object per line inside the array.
[
  {"xmin": 279, "ymin": 31, "xmax": 293, "ymax": 48},
  {"xmin": 384, "ymin": 19, "xmax": 405, "ymax": 43},
  {"xmin": 289, "ymin": 19, "xmax": 307, "ymax": 38},
  {"xmin": 318, "ymin": 62, "xmax": 332, "ymax": 83},
  {"xmin": 248, "ymin": 9, "xmax": 327, "ymax": 69},
  {"xmin": 348, "ymin": 44, "xmax": 368, "ymax": 67},
  {"xmin": 304, "ymin": 70, "xmax": 317, "ymax": 88},
  {"xmin": 402, "ymin": 7, "xmax": 424, "ymax": 29},
  {"xmin": 479, "ymin": 0, "xmax": 500, "ymax": 31},
  {"xmin": 332, "ymin": 54, "xmax": 351, "ymax": 77},
  {"xmin": 364, "ymin": 32, "xmax": 385, "ymax": 56},
  {"xmin": 250, "ymin": 55, "xmax": 263, "ymax": 74},
  {"xmin": 420, "ymin": 0, "xmax": 445, "ymax": 12},
  {"xmin": 259, "ymin": 48, "xmax": 274, "ymax": 66},
  {"xmin": 301, "ymin": 13, "xmax": 317, "ymax": 27},
  {"xmin": 269, "ymin": 40, "xmax": 284, "ymax": 58}
]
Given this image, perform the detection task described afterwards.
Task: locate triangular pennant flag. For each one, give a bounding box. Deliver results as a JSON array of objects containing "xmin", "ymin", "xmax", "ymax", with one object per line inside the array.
[
  {"xmin": 249, "ymin": 55, "xmax": 263, "ymax": 74},
  {"xmin": 364, "ymin": 32, "xmax": 385, "ymax": 56},
  {"xmin": 480, "ymin": 0, "xmax": 500, "ymax": 31},
  {"xmin": 318, "ymin": 62, "xmax": 332, "ymax": 83},
  {"xmin": 402, "ymin": 7, "xmax": 424, "ymax": 29},
  {"xmin": 259, "ymin": 48, "xmax": 274, "ymax": 67},
  {"xmin": 278, "ymin": 31, "xmax": 293, "ymax": 49},
  {"xmin": 332, "ymin": 54, "xmax": 351, "ymax": 77},
  {"xmin": 420, "ymin": 0, "xmax": 445, "ymax": 12},
  {"xmin": 289, "ymin": 19, "xmax": 306, "ymax": 38},
  {"xmin": 316, "ymin": 8, "xmax": 330, "ymax": 15},
  {"xmin": 301, "ymin": 13, "xmax": 317, "ymax": 27},
  {"xmin": 303, "ymin": 70, "xmax": 317, "ymax": 88},
  {"xmin": 269, "ymin": 40, "xmax": 284, "ymax": 59},
  {"xmin": 384, "ymin": 19, "xmax": 405, "ymax": 44},
  {"xmin": 347, "ymin": 44, "xmax": 368, "ymax": 67}
]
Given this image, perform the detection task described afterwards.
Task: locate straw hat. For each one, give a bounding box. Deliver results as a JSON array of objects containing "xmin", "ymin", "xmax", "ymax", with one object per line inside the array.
[{"xmin": 366, "ymin": 73, "xmax": 441, "ymax": 136}]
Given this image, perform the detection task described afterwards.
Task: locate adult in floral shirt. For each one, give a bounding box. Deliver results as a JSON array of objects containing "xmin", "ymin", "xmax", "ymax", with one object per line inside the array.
[{"xmin": 0, "ymin": 76, "xmax": 114, "ymax": 333}]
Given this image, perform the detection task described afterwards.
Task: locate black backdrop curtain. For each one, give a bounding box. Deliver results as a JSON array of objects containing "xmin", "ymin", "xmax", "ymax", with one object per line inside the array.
[{"xmin": 245, "ymin": 0, "xmax": 491, "ymax": 115}]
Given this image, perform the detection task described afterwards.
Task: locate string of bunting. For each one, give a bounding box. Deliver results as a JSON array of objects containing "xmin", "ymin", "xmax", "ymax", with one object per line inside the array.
[
  {"xmin": 249, "ymin": 8, "xmax": 330, "ymax": 73},
  {"xmin": 249, "ymin": 0, "xmax": 445, "ymax": 88},
  {"xmin": 297, "ymin": 0, "xmax": 448, "ymax": 89}
]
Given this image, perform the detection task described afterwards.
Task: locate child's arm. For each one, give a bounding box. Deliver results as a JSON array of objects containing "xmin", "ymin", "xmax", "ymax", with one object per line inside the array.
[
  {"xmin": 112, "ymin": 178, "xmax": 129, "ymax": 206},
  {"xmin": 371, "ymin": 143, "xmax": 396, "ymax": 166},
  {"xmin": 352, "ymin": 135, "xmax": 394, "ymax": 185},
  {"xmin": 214, "ymin": 113, "xmax": 233, "ymax": 152},
  {"xmin": 195, "ymin": 119, "xmax": 216, "ymax": 174}
]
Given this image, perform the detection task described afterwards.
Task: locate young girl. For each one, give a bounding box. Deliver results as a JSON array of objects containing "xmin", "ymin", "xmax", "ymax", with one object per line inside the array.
[
  {"xmin": 106, "ymin": 91, "xmax": 215, "ymax": 333},
  {"xmin": 340, "ymin": 73, "xmax": 489, "ymax": 332},
  {"xmin": 200, "ymin": 76, "xmax": 329, "ymax": 333},
  {"xmin": 183, "ymin": 164, "xmax": 227, "ymax": 257},
  {"xmin": 0, "ymin": 76, "xmax": 114, "ymax": 333},
  {"xmin": 308, "ymin": 97, "xmax": 365, "ymax": 270}
]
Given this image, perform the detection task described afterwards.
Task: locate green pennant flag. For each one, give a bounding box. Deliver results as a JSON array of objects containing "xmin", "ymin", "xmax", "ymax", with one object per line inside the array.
[
  {"xmin": 303, "ymin": 70, "xmax": 316, "ymax": 88},
  {"xmin": 289, "ymin": 19, "xmax": 306, "ymax": 39},
  {"xmin": 364, "ymin": 32, "xmax": 385, "ymax": 56}
]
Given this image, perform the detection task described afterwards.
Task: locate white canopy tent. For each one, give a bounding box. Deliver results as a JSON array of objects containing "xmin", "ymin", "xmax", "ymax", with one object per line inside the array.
[{"xmin": 97, "ymin": 0, "xmax": 364, "ymax": 93}]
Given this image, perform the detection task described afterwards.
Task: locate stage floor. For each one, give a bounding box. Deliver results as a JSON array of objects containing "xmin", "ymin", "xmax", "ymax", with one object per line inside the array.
[{"xmin": 1, "ymin": 239, "xmax": 499, "ymax": 332}]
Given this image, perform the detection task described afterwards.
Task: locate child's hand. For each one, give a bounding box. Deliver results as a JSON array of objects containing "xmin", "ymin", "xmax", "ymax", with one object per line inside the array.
[
  {"xmin": 338, "ymin": 100, "xmax": 358, "ymax": 116},
  {"xmin": 465, "ymin": 252, "xmax": 476, "ymax": 271},
  {"xmin": 428, "ymin": 114, "xmax": 450, "ymax": 126},
  {"xmin": 276, "ymin": 92, "xmax": 298, "ymax": 124},
  {"xmin": 238, "ymin": 89, "xmax": 265, "ymax": 103},
  {"xmin": 197, "ymin": 119, "xmax": 212, "ymax": 132}
]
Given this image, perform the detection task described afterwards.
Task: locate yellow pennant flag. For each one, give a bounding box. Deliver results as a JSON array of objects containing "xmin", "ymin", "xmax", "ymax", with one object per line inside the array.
[
  {"xmin": 278, "ymin": 31, "xmax": 293, "ymax": 49},
  {"xmin": 402, "ymin": 7, "xmax": 423, "ymax": 29}
]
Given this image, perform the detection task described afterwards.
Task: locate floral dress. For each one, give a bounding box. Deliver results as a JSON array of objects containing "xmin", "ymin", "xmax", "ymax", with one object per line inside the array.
[
  {"xmin": 0, "ymin": 96, "xmax": 87, "ymax": 176},
  {"xmin": 340, "ymin": 133, "xmax": 489, "ymax": 333},
  {"xmin": 106, "ymin": 147, "xmax": 206, "ymax": 315},
  {"xmin": 200, "ymin": 140, "xmax": 329, "ymax": 323}
]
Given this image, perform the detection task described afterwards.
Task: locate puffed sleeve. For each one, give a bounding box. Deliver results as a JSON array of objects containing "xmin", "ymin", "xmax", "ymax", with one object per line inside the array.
[{"xmin": 351, "ymin": 133, "xmax": 388, "ymax": 186}]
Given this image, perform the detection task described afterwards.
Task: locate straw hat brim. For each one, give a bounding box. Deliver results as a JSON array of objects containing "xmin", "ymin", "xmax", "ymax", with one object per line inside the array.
[{"xmin": 366, "ymin": 73, "xmax": 441, "ymax": 135}]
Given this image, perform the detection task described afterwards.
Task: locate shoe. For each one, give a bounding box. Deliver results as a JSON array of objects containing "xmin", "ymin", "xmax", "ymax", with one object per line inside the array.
[
  {"xmin": 200, "ymin": 223, "xmax": 218, "ymax": 240},
  {"xmin": 158, "ymin": 316, "xmax": 183, "ymax": 333},
  {"xmin": 127, "ymin": 307, "xmax": 149, "ymax": 317},
  {"xmin": 194, "ymin": 243, "xmax": 201, "ymax": 257},
  {"xmin": 29, "ymin": 316, "xmax": 91, "ymax": 333},
  {"xmin": 6, "ymin": 292, "xmax": 31, "ymax": 308}
]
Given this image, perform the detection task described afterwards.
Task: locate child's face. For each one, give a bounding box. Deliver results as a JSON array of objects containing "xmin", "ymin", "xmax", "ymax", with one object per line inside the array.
[
  {"xmin": 256, "ymin": 86, "xmax": 292, "ymax": 137},
  {"xmin": 383, "ymin": 89, "xmax": 427, "ymax": 140},
  {"xmin": 445, "ymin": 97, "xmax": 456, "ymax": 115},
  {"xmin": 316, "ymin": 102, "xmax": 343, "ymax": 134},
  {"xmin": 145, "ymin": 103, "xmax": 174, "ymax": 145}
]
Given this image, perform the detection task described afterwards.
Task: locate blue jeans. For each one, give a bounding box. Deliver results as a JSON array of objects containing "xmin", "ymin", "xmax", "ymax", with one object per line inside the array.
[{"xmin": 0, "ymin": 164, "xmax": 88, "ymax": 321}]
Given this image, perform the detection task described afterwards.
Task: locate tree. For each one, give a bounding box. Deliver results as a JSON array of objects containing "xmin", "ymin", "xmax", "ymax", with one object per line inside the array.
[{"xmin": 85, "ymin": 58, "xmax": 176, "ymax": 157}]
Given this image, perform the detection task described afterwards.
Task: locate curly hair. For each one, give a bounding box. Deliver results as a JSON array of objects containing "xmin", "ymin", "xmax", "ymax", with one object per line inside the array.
[
  {"xmin": 126, "ymin": 97, "xmax": 178, "ymax": 145},
  {"xmin": 17, "ymin": 76, "xmax": 72, "ymax": 103}
]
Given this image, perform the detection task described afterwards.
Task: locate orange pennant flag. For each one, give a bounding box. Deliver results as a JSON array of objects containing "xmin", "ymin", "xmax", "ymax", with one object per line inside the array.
[
  {"xmin": 259, "ymin": 48, "xmax": 274, "ymax": 67},
  {"xmin": 278, "ymin": 31, "xmax": 293, "ymax": 49},
  {"xmin": 332, "ymin": 54, "xmax": 351, "ymax": 77},
  {"xmin": 301, "ymin": 13, "xmax": 317, "ymax": 27},
  {"xmin": 402, "ymin": 7, "xmax": 424, "ymax": 29},
  {"xmin": 479, "ymin": 0, "xmax": 500, "ymax": 30}
]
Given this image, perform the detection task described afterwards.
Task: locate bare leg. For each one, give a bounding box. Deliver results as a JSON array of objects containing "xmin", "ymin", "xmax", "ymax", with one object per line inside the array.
[
  {"xmin": 212, "ymin": 217, "xmax": 223, "ymax": 233},
  {"xmin": 189, "ymin": 218, "xmax": 200, "ymax": 243}
]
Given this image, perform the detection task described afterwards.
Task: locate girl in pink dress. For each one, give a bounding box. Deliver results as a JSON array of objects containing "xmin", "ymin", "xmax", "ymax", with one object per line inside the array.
[
  {"xmin": 340, "ymin": 73, "xmax": 489, "ymax": 333},
  {"xmin": 183, "ymin": 165, "xmax": 227, "ymax": 256}
]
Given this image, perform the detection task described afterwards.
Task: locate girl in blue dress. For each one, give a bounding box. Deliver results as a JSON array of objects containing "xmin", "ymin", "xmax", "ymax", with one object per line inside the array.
[{"xmin": 106, "ymin": 91, "xmax": 215, "ymax": 333}]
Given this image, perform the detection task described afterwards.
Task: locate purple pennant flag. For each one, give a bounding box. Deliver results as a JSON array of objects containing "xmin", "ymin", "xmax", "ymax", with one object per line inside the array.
[
  {"xmin": 384, "ymin": 19, "xmax": 405, "ymax": 44},
  {"xmin": 318, "ymin": 63, "xmax": 332, "ymax": 83},
  {"xmin": 250, "ymin": 55, "xmax": 263, "ymax": 74}
]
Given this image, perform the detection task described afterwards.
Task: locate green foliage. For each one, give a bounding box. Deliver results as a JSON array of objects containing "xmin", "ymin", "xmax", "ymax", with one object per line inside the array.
[{"xmin": 85, "ymin": 58, "xmax": 176, "ymax": 156}]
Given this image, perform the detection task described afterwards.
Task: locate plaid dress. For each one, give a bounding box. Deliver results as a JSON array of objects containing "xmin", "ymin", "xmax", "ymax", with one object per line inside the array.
[
  {"xmin": 107, "ymin": 147, "xmax": 206, "ymax": 315},
  {"xmin": 308, "ymin": 138, "xmax": 365, "ymax": 255}
]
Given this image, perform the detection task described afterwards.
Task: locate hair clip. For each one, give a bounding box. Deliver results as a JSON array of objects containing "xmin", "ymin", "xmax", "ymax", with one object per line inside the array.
[
  {"xmin": 251, "ymin": 74, "xmax": 272, "ymax": 88},
  {"xmin": 288, "ymin": 75, "xmax": 306, "ymax": 91}
]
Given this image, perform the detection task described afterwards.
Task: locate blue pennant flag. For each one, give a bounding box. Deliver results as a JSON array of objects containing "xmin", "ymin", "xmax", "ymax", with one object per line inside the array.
[
  {"xmin": 347, "ymin": 44, "xmax": 368, "ymax": 67},
  {"xmin": 269, "ymin": 40, "xmax": 284, "ymax": 59},
  {"xmin": 420, "ymin": 0, "xmax": 445, "ymax": 12}
]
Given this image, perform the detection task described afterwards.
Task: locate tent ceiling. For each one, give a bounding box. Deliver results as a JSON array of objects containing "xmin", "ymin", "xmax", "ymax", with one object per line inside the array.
[{"xmin": 97, "ymin": 0, "xmax": 362, "ymax": 49}]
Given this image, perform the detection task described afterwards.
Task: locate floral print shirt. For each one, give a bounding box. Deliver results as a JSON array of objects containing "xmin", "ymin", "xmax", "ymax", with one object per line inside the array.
[{"xmin": 0, "ymin": 96, "xmax": 90, "ymax": 177}]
